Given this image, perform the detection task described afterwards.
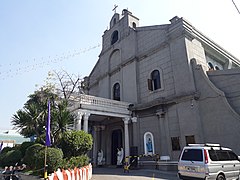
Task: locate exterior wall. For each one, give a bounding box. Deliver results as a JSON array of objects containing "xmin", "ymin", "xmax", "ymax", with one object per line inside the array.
[
  {"xmin": 138, "ymin": 115, "xmax": 161, "ymax": 155},
  {"xmin": 122, "ymin": 61, "xmax": 138, "ymax": 102},
  {"xmin": 170, "ymin": 36, "xmax": 196, "ymax": 96},
  {"xmin": 185, "ymin": 38, "xmax": 208, "ymax": 71},
  {"xmin": 86, "ymin": 12, "xmax": 240, "ymax": 163},
  {"xmin": 137, "ymin": 26, "xmax": 168, "ymax": 56},
  {"xmin": 138, "ymin": 47, "xmax": 175, "ymax": 104},
  {"xmin": 208, "ymin": 69, "xmax": 240, "ymax": 115},
  {"xmin": 89, "ymin": 21, "xmax": 138, "ymax": 101},
  {"xmin": 192, "ymin": 60, "xmax": 240, "ymax": 154}
]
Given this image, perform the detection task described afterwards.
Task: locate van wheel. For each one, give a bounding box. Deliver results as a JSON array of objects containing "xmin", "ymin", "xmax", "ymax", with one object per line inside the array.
[{"xmin": 217, "ymin": 174, "xmax": 225, "ymax": 180}]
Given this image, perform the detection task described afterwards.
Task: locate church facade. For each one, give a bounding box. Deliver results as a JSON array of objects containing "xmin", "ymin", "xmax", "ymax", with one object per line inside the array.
[{"xmin": 70, "ymin": 9, "xmax": 240, "ymax": 165}]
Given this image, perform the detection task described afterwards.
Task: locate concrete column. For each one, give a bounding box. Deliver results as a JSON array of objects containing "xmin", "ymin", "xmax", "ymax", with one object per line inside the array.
[
  {"xmin": 224, "ymin": 59, "xmax": 232, "ymax": 69},
  {"xmin": 83, "ymin": 112, "xmax": 90, "ymax": 132},
  {"xmin": 75, "ymin": 111, "xmax": 83, "ymax": 130},
  {"xmin": 157, "ymin": 113, "xmax": 168, "ymax": 155},
  {"xmin": 123, "ymin": 117, "xmax": 130, "ymax": 157},
  {"xmin": 131, "ymin": 117, "xmax": 138, "ymax": 147},
  {"xmin": 92, "ymin": 126, "xmax": 98, "ymax": 166}
]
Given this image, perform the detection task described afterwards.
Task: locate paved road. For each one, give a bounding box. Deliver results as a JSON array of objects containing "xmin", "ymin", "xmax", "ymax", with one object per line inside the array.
[{"xmin": 92, "ymin": 167, "xmax": 179, "ymax": 180}]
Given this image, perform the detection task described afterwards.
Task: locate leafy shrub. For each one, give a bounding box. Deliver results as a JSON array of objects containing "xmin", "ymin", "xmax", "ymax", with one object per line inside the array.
[
  {"xmin": 18, "ymin": 141, "xmax": 35, "ymax": 157},
  {"xmin": 0, "ymin": 147, "xmax": 13, "ymax": 167},
  {"xmin": 60, "ymin": 130, "xmax": 93, "ymax": 158},
  {"xmin": 23, "ymin": 143, "xmax": 44, "ymax": 169},
  {"xmin": 0, "ymin": 149, "xmax": 22, "ymax": 167},
  {"xmin": 35, "ymin": 147, "xmax": 63, "ymax": 174},
  {"xmin": 0, "ymin": 146, "xmax": 12, "ymax": 154},
  {"xmin": 60, "ymin": 155, "xmax": 89, "ymax": 169}
]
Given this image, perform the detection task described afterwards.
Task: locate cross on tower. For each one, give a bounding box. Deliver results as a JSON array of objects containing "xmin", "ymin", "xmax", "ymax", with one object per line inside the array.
[{"xmin": 112, "ymin": 4, "xmax": 118, "ymax": 13}]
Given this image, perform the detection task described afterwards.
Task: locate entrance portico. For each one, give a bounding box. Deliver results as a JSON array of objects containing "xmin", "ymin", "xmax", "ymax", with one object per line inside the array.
[{"xmin": 69, "ymin": 94, "xmax": 134, "ymax": 165}]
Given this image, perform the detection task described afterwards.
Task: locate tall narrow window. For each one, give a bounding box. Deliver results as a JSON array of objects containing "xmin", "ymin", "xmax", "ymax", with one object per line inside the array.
[
  {"xmin": 171, "ymin": 137, "xmax": 180, "ymax": 151},
  {"xmin": 132, "ymin": 22, "xmax": 136, "ymax": 29},
  {"xmin": 148, "ymin": 70, "xmax": 161, "ymax": 91},
  {"xmin": 113, "ymin": 83, "xmax": 120, "ymax": 101},
  {"xmin": 111, "ymin": 30, "xmax": 119, "ymax": 45},
  {"xmin": 185, "ymin": 135, "xmax": 195, "ymax": 145}
]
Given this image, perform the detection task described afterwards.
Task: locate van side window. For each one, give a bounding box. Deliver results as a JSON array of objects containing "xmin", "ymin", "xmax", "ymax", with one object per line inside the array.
[
  {"xmin": 209, "ymin": 150, "xmax": 218, "ymax": 161},
  {"xmin": 228, "ymin": 151, "xmax": 238, "ymax": 160},
  {"xmin": 182, "ymin": 149, "xmax": 203, "ymax": 161},
  {"xmin": 217, "ymin": 150, "xmax": 231, "ymax": 161},
  {"xmin": 209, "ymin": 150, "xmax": 238, "ymax": 161}
]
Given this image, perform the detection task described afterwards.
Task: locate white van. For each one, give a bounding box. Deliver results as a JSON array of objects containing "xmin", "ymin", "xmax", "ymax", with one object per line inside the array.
[{"xmin": 178, "ymin": 144, "xmax": 240, "ymax": 180}]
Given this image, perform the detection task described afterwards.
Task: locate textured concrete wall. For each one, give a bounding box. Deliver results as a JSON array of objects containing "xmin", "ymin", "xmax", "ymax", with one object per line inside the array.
[
  {"xmin": 87, "ymin": 11, "xmax": 240, "ymax": 163},
  {"xmin": 208, "ymin": 69, "xmax": 240, "ymax": 115},
  {"xmin": 192, "ymin": 60, "xmax": 240, "ymax": 154}
]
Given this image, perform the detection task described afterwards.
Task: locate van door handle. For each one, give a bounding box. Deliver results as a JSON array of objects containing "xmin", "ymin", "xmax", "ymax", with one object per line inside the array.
[{"xmin": 233, "ymin": 164, "xmax": 235, "ymax": 167}]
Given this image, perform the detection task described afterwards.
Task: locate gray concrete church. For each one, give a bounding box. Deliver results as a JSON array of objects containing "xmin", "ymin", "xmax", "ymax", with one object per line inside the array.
[{"xmin": 69, "ymin": 9, "xmax": 240, "ymax": 166}]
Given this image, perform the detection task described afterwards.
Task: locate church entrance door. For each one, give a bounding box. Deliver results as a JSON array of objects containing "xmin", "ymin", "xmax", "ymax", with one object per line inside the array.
[{"xmin": 111, "ymin": 129, "xmax": 122, "ymax": 165}]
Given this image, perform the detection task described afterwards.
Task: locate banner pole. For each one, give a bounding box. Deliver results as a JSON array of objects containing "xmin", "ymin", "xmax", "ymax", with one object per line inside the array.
[{"xmin": 44, "ymin": 146, "xmax": 48, "ymax": 179}]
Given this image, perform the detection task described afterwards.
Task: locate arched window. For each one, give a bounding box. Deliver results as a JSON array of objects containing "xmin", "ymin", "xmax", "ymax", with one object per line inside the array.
[
  {"xmin": 148, "ymin": 70, "xmax": 161, "ymax": 91},
  {"xmin": 208, "ymin": 62, "xmax": 214, "ymax": 70},
  {"xmin": 144, "ymin": 132, "xmax": 155, "ymax": 155},
  {"xmin": 111, "ymin": 30, "xmax": 119, "ymax": 45},
  {"xmin": 215, "ymin": 66, "xmax": 220, "ymax": 70},
  {"xmin": 113, "ymin": 83, "xmax": 120, "ymax": 101},
  {"xmin": 132, "ymin": 22, "xmax": 136, "ymax": 29}
]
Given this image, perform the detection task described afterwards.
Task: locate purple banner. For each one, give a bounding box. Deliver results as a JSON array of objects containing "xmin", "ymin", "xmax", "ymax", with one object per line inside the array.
[{"xmin": 45, "ymin": 100, "xmax": 51, "ymax": 146}]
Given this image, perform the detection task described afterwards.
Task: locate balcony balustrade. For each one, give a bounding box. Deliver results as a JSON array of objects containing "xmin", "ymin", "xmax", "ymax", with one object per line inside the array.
[{"xmin": 69, "ymin": 94, "xmax": 132, "ymax": 116}]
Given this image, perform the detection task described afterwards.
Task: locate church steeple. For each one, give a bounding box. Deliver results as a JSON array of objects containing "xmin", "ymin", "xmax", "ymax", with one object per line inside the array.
[
  {"xmin": 101, "ymin": 9, "xmax": 139, "ymax": 51},
  {"xmin": 109, "ymin": 8, "xmax": 139, "ymax": 29}
]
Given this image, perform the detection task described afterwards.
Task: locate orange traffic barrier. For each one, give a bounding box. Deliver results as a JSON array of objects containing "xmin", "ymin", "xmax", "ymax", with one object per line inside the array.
[{"xmin": 47, "ymin": 164, "xmax": 92, "ymax": 180}]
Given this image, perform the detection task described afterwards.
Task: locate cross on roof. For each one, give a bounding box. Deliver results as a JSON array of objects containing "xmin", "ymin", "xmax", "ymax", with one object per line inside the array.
[{"xmin": 112, "ymin": 4, "xmax": 118, "ymax": 13}]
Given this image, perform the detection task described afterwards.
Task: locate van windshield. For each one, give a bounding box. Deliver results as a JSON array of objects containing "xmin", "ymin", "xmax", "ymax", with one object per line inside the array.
[{"xmin": 181, "ymin": 149, "xmax": 203, "ymax": 161}]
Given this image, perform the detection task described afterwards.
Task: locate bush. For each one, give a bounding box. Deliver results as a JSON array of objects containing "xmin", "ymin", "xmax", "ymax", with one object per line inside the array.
[
  {"xmin": 23, "ymin": 143, "xmax": 44, "ymax": 169},
  {"xmin": 35, "ymin": 147, "xmax": 63, "ymax": 174},
  {"xmin": 18, "ymin": 141, "xmax": 35, "ymax": 157},
  {"xmin": 0, "ymin": 149, "xmax": 22, "ymax": 167},
  {"xmin": 60, "ymin": 130, "xmax": 93, "ymax": 158},
  {"xmin": 0, "ymin": 146, "xmax": 12, "ymax": 154},
  {"xmin": 60, "ymin": 155, "xmax": 89, "ymax": 169}
]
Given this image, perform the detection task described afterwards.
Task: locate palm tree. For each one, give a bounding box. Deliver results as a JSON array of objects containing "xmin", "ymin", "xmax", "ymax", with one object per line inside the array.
[
  {"xmin": 51, "ymin": 100, "xmax": 74, "ymax": 146},
  {"xmin": 12, "ymin": 88, "xmax": 74, "ymax": 146}
]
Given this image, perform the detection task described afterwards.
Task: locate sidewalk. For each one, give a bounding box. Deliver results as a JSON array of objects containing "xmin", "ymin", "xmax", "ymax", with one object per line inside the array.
[{"xmin": 92, "ymin": 166, "xmax": 179, "ymax": 180}]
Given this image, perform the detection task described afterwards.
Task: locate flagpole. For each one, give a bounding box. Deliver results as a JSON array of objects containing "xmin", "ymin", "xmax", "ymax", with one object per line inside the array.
[
  {"xmin": 44, "ymin": 100, "xmax": 51, "ymax": 179},
  {"xmin": 44, "ymin": 146, "xmax": 48, "ymax": 179}
]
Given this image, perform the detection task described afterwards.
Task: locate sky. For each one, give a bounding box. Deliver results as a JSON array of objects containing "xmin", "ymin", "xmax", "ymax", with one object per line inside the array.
[{"xmin": 0, "ymin": 0, "xmax": 240, "ymax": 130}]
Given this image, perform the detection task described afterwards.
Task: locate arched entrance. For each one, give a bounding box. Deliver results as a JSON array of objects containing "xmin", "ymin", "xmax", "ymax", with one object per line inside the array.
[{"xmin": 111, "ymin": 129, "xmax": 122, "ymax": 165}]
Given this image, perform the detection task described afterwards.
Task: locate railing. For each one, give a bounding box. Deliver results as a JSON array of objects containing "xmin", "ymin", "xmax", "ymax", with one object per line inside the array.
[{"xmin": 69, "ymin": 94, "xmax": 131, "ymax": 114}]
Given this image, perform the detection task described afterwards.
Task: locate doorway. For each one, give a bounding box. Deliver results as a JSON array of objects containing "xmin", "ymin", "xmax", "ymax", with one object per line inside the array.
[{"xmin": 111, "ymin": 129, "xmax": 123, "ymax": 165}]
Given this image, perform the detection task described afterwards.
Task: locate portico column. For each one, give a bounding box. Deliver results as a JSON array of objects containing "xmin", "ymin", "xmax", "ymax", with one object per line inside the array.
[
  {"xmin": 123, "ymin": 117, "xmax": 130, "ymax": 158},
  {"xmin": 131, "ymin": 117, "xmax": 138, "ymax": 147},
  {"xmin": 92, "ymin": 126, "xmax": 98, "ymax": 166},
  {"xmin": 75, "ymin": 111, "xmax": 83, "ymax": 130},
  {"xmin": 83, "ymin": 112, "xmax": 90, "ymax": 132}
]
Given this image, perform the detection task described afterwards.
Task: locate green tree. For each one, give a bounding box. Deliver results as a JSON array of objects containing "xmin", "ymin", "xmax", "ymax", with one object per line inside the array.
[
  {"xmin": 51, "ymin": 100, "xmax": 74, "ymax": 146},
  {"xmin": 12, "ymin": 88, "xmax": 56, "ymax": 138},
  {"xmin": 60, "ymin": 130, "xmax": 93, "ymax": 158},
  {"xmin": 11, "ymin": 70, "xmax": 81, "ymax": 146},
  {"xmin": 12, "ymin": 89, "xmax": 74, "ymax": 146}
]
